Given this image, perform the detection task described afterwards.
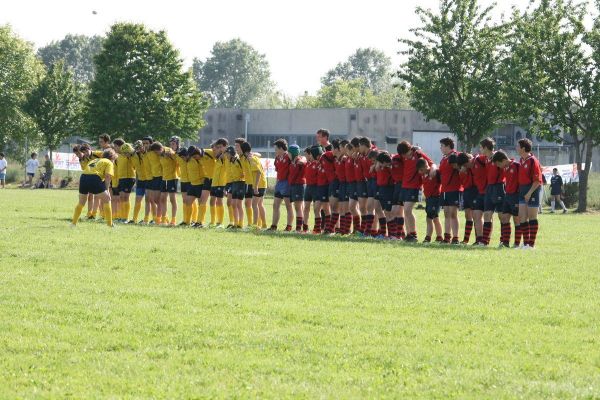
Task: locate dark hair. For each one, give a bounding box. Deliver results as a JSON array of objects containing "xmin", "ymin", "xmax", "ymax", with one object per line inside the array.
[
  {"xmin": 368, "ymin": 150, "xmax": 380, "ymax": 160},
  {"xmin": 215, "ymin": 138, "xmax": 228, "ymax": 146},
  {"xmin": 310, "ymin": 145, "xmax": 323, "ymax": 159},
  {"xmin": 345, "ymin": 143, "xmax": 354, "ymax": 151},
  {"xmin": 225, "ymin": 146, "xmax": 237, "ymax": 157},
  {"xmin": 31, "ymin": 152, "xmax": 37, "ymax": 157},
  {"xmin": 112, "ymin": 138, "xmax": 125, "ymax": 147},
  {"xmin": 456, "ymin": 152, "xmax": 471, "ymax": 166},
  {"xmin": 491, "ymin": 150, "xmax": 509, "ymax": 163},
  {"xmin": 416, "ymin": 158, "xmax": 428, "ymax": 170},
  {"xmin": 358, "ymin": 137, "xmax": 372, "ymax": 148},
  {"xmin": 99, "ymin": 133, "xmax": 111, "ymax": 143},
  {"xmin": 332, "ymin": 139, "xmax": 341, "ymax": 150},
  {"xmin": 480, "ymin": 137, "xmax": 495, "ymax": 151},
  {"xmin": 177, "ymin": 148, "xmax": 188, "ymax": 158},
  {"xmin": 518, "ymin": 138, "xmax": 532, "ymax": 152},
  {"xmin": 553, "ymin": 167, "xmax": 558, "ymax": 172},
  {"xmin": 448, "ymin": 153, "xmax": 458, "ymax": 164},
  {"xmin": 397, "ymin": 141, "xmax": 411, "ymax": 155},
  {"xmin": 142, "ymin": 136, "xmax": 154, "ymax": 143},
  {"xmin": 376, "ymin": 152, "xmax": 392, "ymax": 164},
  {"xmin": 72, "ymin": 145, "xmax": 80, "ymax": 153},
  {"xmin": 440, "ymin": 137, "xmax": 455, "ymax": 149},
  {"xmin": 350, "ymin": 137, "xmax": 361, "ymax": 147},
  {"xmin": 234, "ymin": 137, "xmax": 246, "ymax": 145},
  {"xmin": 304, "ymin": 147, "xmax": 311, "ymax": 155},
  {"xmin": 316, "ymin": 129, "xmax": 330, "ymax": 139},
  {"xmin": 241, "ymin": 142, "xmax": 252, "ymax": 154},
  {"xmin": 80, "ymin": 144, "xmax": 91, "ymax": 151},
  {"xmin": 0, "ymin": 152, "xmax": 4, "ymax": 158},
  {"xmin": 187, "ymin": 145, "xmax": 202, "ymax": 157},
  {"xmin": 102, "ymin": 148, "xmax": 116, "ymax": 160},
  {"xmin": 340, "ymin": 139, "xmax": 349, "ymax": 147},
  {"xmin": 274, "ymin": 138, "xmax": 288, "ymax": 151},
  {"xmin": 149, "ymin": 142, "xmax": 163, "ymax": 152}
]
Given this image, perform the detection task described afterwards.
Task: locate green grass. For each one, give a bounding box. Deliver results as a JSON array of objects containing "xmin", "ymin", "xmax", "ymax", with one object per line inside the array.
[{"xmin": 1, "ymin": 189, "xmax": 600, "ymax": 398}]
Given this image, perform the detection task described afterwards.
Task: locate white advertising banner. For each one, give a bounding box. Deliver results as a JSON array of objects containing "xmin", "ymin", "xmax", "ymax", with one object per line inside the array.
[
  {"xmin": 260, "ymin": 158, "xmax": 276, "ymax": 178},
  {"xmin": 542, "ymin": 163, "xmax": 591, "ymax": 183},
  {"xmin": 52, "ymin": 152, "xmax": 82, "ymax": 171}
]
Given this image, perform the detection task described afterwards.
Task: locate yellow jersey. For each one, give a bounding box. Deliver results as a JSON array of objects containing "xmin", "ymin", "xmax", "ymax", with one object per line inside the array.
[
  {"xmin": 78, "ymin": 153, "xmax": 99, "ymax": 170},
  {"xmin": 212, "ymin": 157, "xmax": 227, "ymax": 187},
  {"xmin": 187, "ymin": 158, "xmax": 204, "ymax": 185},
  {"xmin": 160, "ymin": 148, "xmax": 179, "ymax": 180},
  {"xmin": 142, "ymin": 152, "xmax": 152, "ymax": 180},
  {"xmin": 82, "ymin": 158, "xmax": 114, "ymax": 181},
  {"xmin": 176, "ymin": 154, "xmax": 189, "ymax": 183},
  {"xmin": 227, "ymin": 156, "xmax": 244, "ymax": 182},
  {"xmin": 240, "ymin": 155, "xmax": 253, "ymax": 185},
  {"xmin": 200, "ymin": 149, "xmax": 216, "ymax": 179},
  {"xmin": 249, "ymin": 155, "xmax": 267, "ymax": 189},
  {"xmin": 116, "ymin": 154, "xmax": 135, "ymax": 180},
  {"xmin": 147, "ymin": 151, "xmax": 162, "ymax": 178},
  {"xmin": 131, "ymin": 153, "xmax": 149, "ymax": 181}
]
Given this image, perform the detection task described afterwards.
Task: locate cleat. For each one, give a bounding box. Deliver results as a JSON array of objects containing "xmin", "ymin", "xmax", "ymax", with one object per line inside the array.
[{"xmin": 404, "ymin": 235, "xmax": 418, "ymax": 243}]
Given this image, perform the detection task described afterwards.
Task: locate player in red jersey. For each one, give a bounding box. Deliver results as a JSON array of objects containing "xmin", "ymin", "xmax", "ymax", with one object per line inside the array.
[
  {"xmin": 492, "ymin": 150, "xmax": 522, "ymax": 248},
  {"xmin": 303, "ymin": 147, "xmax": 319, "ymax": 232},
  {"xmin": 417, "ymin": 158, "xmax": 443, "ymax": 243},
  {"xmin": 310, "ymin": 145, "xmax": 332, "ymax": 234},
  {"xmin": 467, "ymin": 139, "xmax": 492, "ymax": 244},
  {"xmin": 269, "ymin": 139, "xmax": 294, "ymax": 231},
  {"xmin": 398, "ymin": 140, "xmax": 436, "ymax": 242},
  {"xmin": 343, "ymin": 142, "xmax": 359, "ymax": 235},
  {"xmin": 517, "ymin": 138, "xmax": 542, "ymax": 248},
  {"xmin": 480, "ymin": 137, "xmax": 505, "ymax": 245},
  {"xmin": 438, "ymin": 137, "xmax": 462, "ymax": 244},
  {"xmin": 350, "ymin": 137, "xmax": 364, "ymax": 232},
  {"xmin": 288, "ymin": 145, "xmax": 306, "ymax": 232},
  {"xmin": 358, "ymin": 137, "xmax": 380, "ymax": 236},
  {"xmin": 391, "ymin": 149, "xmax": 406, "ymax": 239},
  {"xmin": 457, "ymin": 152, "xmax": 476, "ymax": 243},
  {"xmin": 322, "ymin": 142, "xmax": 338, "ymax": 233},
  {"xmin": 374, "ymin": 152, "xmax": 395, "ymax": 238},
  {"xmin": 333, "ymin": 140, "xmax": 350, "ymax": 234}
]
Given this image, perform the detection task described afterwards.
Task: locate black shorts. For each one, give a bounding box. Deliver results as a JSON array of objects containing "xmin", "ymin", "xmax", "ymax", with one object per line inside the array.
[
  {"xmin": 230, "ymin": 181, "xmax": 246, "ymax": 200},
  {"xmin": 304, "ymin": 185, "xmax": 317, "ymax": 202},
  {"xmin": 79, "ymin": 174, "xmax": 106, "ymax": 195},
  {"xmin": 180, "ymin": 182, "xmax": 191, "ymax": 194},
  {"xmin": 378, "ymin": 185, "xmax": 394, "ymax": 212},
  {"xmin": 337, "ymin": 182, "xmax": 349, "ymax": 202},
  {"xmin": 462, "ymin": 187, "xmax": 478, "ymax": 210},
  {"xmin": 203, "ymin": 178, "xmax": 212, "ymax": 191},
  {"xmin": 367, "ymin": 178, "xmax": 377, "ymax": 198},
  {"xmin": 211, "ymin": 186, "xmax": 225, "ymax": 198},
  {"xmin": 149, "ymin": 176, "xmax": 163, "ymax": 191},
  {"xmin": 441, "ymin": 190, "xmax": 460, "ymax": 207},
  {"xmin": 136, "ymin": 179, "xmax": 147, "ymax": 190},
  {"xmin": 245, "ymin": 184, "xmax": 254, "ymax": 199},
  {"xmin": 357, "ymin": 181, "xmax": 368, "ymax": 198},
  {"xmin": 550, "ymin": 188, "xmax": 561, "ymax": 196},
  {"xmin": 111, "ymin": 186, "xmax": 120, "ymax": 196},
  {"xmin": 502, "ymin": 193, "xmax": 519, "ymax": 216},
  {"xmin": 426, "ymin": 196, "xmax": 441, "ymax": 219},
  {"xmin": 118, "ymin": 178, "xmax": 135, "ymax": 194},
  {"xmin": 317, "ymin": 185, "xmax": 329, "ymax": 202},
  {"xmin": 290, "ymin": 184, "xmax": 305, "ymax": 202},
  {"xmin": 224, "ymin": 183, "xmax": 232, "ymax": 195},
  {"xmin": 160, "ymin": 179, "xmax": 178, "ymax": 193},
  {"xmin": 484, "ymin": 184, "xmax": 504, "ymax": 213},
  {"xmin": 402, "ymin": 188, "xmax": 419, "ymax": 203},
  {"xmin": 255, "ymin": 188, "xmax": 266, "ymax": 197},
  {"xmin": 187, "ymin": 184, "xmax": 203, "ymax": 198},
  {"xmin": 329, "ymin": 180, "xmax": 340, "ymax": 198},
  {"xmin": 392, "ymin": 183, "xmax": 404, "ymax": 206},
  {"xmin": 346, "ymin": 182, "xmax": 358, "ymax": 201},
  {"xmin": 472, "ymin": 193, "xmax": 485, "ymax": 212}
]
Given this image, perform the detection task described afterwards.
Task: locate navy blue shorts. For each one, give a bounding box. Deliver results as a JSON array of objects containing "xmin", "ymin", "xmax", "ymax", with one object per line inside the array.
[
  {"xmin": 230, "ymin": 181, "xmax": 246, "ymax": 200},
  {"xmin": 274, "ymin": 180, "xmax": 290, "ymax": 199},
  {"xmin": 550, "ymin": 187, "xmax": 561, "ymax": 196},
  {"xmin": 484, "ymin": 184, "xmax": 505, "ymax": 212},
  {"xmin": 329, "ymin": 179, "xmax": 340, "ymax": 198},
  {"xmin": 187, "ymin": 184, "xmax": 203, "ymax": 198},
  {"xmin": 180, "ymin": 182, "xmax": 191, "ymax": 194},
  {"xmin": 255, "ymin": 188, "xmax": 265, "ymax": 197},
  {"xmin": 117, "ymin": 178, "xmax": 135, "ymax": 194},
  {"xmin": 426, "ymin": 196, "xmax": 441, "ymax": 219},
  {"xmin": 79, "ymin": 174, "xmax": 106, "ymax": 195},
  {"xmin": 502, "ymin": 193, "xmax": 519, "ymax": 216},
  {"xmin": 290, "ymin": 184, "xmax": 305, "ymax": 202},
  {"xmin": 149, "ymin": 176, "xmax": 162, "ymax": 191},
  {"xmin": 347, "ymin": 182, "xmax": 358, "ymax": 201},
  {"xmin": 224, "ymin": 183, "xmax": 232, "ymax": 195},
  {"xmin": 378, "ymin": 185, "xmax": 394, "ymax": 212},
  {"xmin": 245, "ymin": 184, "xmax": 254, "ymax": 199},
  {"xmin": 393, "ymin": 183, "xmax": 404, "ymax": 206},
  {"xmin": 135, "ymin": 180, "xmax": 148, "ymax": 196},
  {"xmin": 441, "ymin": 190, "xmax": 460, "ymax": 207},
  {"xmin": 203, "ymin": 178, "xmax": 212, "ymax": 191},
  {"xmin": 462, "ymin": 187, "xmax": 478, "ymax": 210},
  {"xmin": 317, "ymin": 185, "xmax": 329, "ymax": 202},
  {"xmin": 211, "ymin": 186, "xmax": 224, "ymax": 198},
  {"xmin": 304, "ymin": 185, "xmax": 317, "ymax": 202},
  {"xmin": 519, "ymin": 184, "xmax": 541, "ymax": 207},
  {"xmin": 402, "ymin": 188, "xmax": 420, "ymax": 203},
  {"xmin": 111, "ymin": 186, "xmax": 120, "ymax": 196},
  {"xmin": 337, "ymin": 182, "xmax": 349, "ymax": 202},
  {"xmin": 367, "ymin": 178, "xmax": 377, "ymax": 198},
  {"xmin": 357, "ymin": 181, "xmax": 368, "ymax": 198},
  {"xmin": 472, "ymin": 193, "xmax": 485, "ymax": 212},
  {"xmin": 161, "ymin": 179, "xmax": 178, "ymax": 193}
]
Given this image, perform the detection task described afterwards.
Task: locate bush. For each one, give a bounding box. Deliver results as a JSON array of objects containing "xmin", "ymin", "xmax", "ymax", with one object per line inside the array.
[
  {"xmin": 545, "ymin": 182, "xmax": 579, "ymax": 208},
  {"xmin": 5, "ymin": 168, "xmax": 20, "ymax": 184}
]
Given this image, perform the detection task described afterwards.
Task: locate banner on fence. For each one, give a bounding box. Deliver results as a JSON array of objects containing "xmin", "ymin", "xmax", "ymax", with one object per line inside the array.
[
  {"xmin": 52, "ymin": 152, "xmax": 82, "ymax": 171},
  {"xmin": 541, "ymin": 163, "xmax": 591, "ymax": 183}
]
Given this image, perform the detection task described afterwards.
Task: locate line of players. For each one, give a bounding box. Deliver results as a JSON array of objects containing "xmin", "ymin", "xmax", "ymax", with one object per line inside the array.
[{"xmin": 71, "ymin": 130, "xmax": 543, "ymax": 248}]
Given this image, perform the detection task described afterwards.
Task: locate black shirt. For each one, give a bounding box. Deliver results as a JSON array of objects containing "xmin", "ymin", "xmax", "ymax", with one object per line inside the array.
[{"xmin": 550, "ymin": 175, "xmax": 563, "ymax": 192}]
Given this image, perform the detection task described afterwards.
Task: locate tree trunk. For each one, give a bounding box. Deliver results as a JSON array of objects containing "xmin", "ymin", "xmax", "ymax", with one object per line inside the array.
[{"xmin": 576, "ymin": 135, "xmax": 593, "ymax": 213}]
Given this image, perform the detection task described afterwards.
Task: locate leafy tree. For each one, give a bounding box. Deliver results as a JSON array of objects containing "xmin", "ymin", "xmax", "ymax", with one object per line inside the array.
[
  {"xmin": 398, "ymin": 0, "xmax": 508, "ymax": 150},
  {"xmin": 24, "ymin": 61, "xmax": 84, "ymax": 158},
  {"xmin": 322, "ymin": 48, "xmax": 392, "ymax": 94},
  {"xmin": 193, "ymin": 39, "xmax": 273, "ymax": 108},
  {"xmin": 87, "ymin": 23, "xmax": 207, "ymax": 143},
  {"xmin": 0, "ymin": 25, "xmax": 44, "ymax": 157},
  {"xmin": 506, "ymin": 0, "xmax": 600, "ymax": 212},
  {"xmin": 37, "ymin": 34, "xmax": 103, "ymax": 84}
]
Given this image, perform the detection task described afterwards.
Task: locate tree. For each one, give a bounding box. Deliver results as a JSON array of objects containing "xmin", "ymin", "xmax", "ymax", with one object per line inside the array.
[
  {"xmin": 87, "ymin": 23, "xmax": 207, "ymax": 143},
  {"xmin": 193, "ymin": 39, "xmax": 274, "ymax": 108},
  {"xmin": 322, "ymin": 48, "xmax": 392, "ymax": 94},
  {"xmin": 398, "ymin": 0, "xmax": 508, "ymax": 150},
  {"xmin": 506, "ymin": 0, "xmax": 600, "ymax": 212},
  {"xmin": 37, "ymin": 34, "xmax": 103, "ymax": 84},
  {"xmin": 24, "ymin": 61, "xmax": 84, "ymax": 158},
  {"xmin": 0, "ymin": 25, "xmax": 44, "ymax": 156}
]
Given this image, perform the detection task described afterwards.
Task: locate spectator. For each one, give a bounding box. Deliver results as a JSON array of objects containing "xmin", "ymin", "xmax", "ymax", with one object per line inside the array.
[
  {"xmin": 0, "ymin": 152, "xmax": 7, "ymax": 188},
  {"xmin": 24, "ymin": 152, "xmax": 39, "ymax": 187},
  {"xmin": 43, "ymin": 154, "xmax": 54, "ymax": 186},
  {"xmin": 550, "ymin": 168, "xmax": 568, "ymax": 213}
]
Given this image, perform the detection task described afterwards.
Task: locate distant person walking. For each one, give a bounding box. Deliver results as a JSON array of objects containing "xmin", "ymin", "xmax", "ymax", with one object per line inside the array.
[
  {"xmin": 43, "ymin": 154, "xmax": 54, "ymax": 187},
  {"xmin": 0, "ymin": 152, "xmax": 7, "ymax": 188},
  {"xmin": 24, "ymin": 152, "xmax": 39, "ymax": 187},
  {"xmin": 550, "ymin": 168, "xmax": 567, "ymax": 213}
]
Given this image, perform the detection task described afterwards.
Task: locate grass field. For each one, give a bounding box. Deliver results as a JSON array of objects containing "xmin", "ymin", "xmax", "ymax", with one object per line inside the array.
[{"xmin": 1, "ymin": 188, "xmax": 600, "ymax": 398}]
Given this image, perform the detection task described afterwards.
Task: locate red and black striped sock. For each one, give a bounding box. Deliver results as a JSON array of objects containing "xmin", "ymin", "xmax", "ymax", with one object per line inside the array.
[
  {"xmin": 443, "ymin": 233, "xmax": 451, "ymax": 243},
  {"xmin": 388, "ymin": 219, "xmax": 397, "ymax": 237},
  {"xmin": 500, "ymin": 223, "xmax": 511, "ymax": 245},
  {"xmin": 424, "ymin": 235, "xmax": 431, "ymax": 242},
  {"xmin": 364, "ymin": 214, "xmax": 374, "ymax": 235},
  {"xmin": 302, "ymin": 223, "xmax": 309, "ymax": 232},
  {"xmin": 378, "ymin": 218, "xmax": 387, "ymax": 236},
  {"xmin": 323, "ymin": 214, "xmax": 332, "ymax": 233},
  {"xmin": 520, "ymin": 222, "xmax": 530, "ymax": 245},
  {"xmin": 313, "ymin": 217, "xmax": 322, "ymax": 233},
  {"xmin": 513, "ymin": 223, "xmax": 521, "ymax": 246},
  {"xmin": 463, "ymin": 220, "xmax": 474, "ymax": 242},
  {"xmin": 397, "ymin": 217, "xmax": 406, "ymax": 238},
  {"xmin": 483, "ymin": 222, "xmax": 493, "ymax": 245},
  {"xmin": 329, "ymin": 213, "xmax": 339, "ymax": 233},
  {"xmin": 528, "ymin": 219, "xmax": 539, "ymax": 247},
  {"xmin": 352, "ymin": 215, "xmax": 361, "ymax": 233},
  {"xmin": 296, "ymin": 216, "xmax": 303, "ymax": 231}
]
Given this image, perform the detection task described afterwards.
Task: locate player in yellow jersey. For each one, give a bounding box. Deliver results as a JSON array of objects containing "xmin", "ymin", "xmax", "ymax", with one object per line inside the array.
[
  {"xmin": 176, "ymin": 147, "xmax": 192, "ymax": 226},
  {"xmin": 210, "ymin": 138, "xmax": 229, "ymax": 227},
  {"xmin": 225, "ymin": 146, "xmax": 245, "ymax": 228},
  {"xmin": 241, "ymin": 141, "xmax": 268, "ymax": 228},
  {"xmin": 198, "ymin": 144, "xmax": 217, "ymax": 226},
  {"xmin": 116, "ymin": 143, "xmax": 136, "ymax": 223},
  {"xmin": 184, "ymin": 146, "xmax": 205, "ymax": 226},
  {"xmin": 110, "ymin": 138, "xmax": 126, "ymax": 220},
  {"xmin": 90, "ymin": 134, "xmax": 113, "ymax": 218},
  {"xmin": 237, "ymin": 139, "xmax": 257, "ymax": 228},
  {"xmin": 129, "ymin": 140, "xmax": 149, "ymax": 224},
  {"xmin": 71, "ymin": 148, "xmax": 117, "ymax": 227},
  {"xmin": 73, "ymin": 144, "xmax": 100, "ymax": 219},
  {"xmin": 154, "ymin": 136, "xmax": 180, "ymax": 225},
  {"xmin": 143, "ymin": 136, "xmax": 160, "ymax": 224}
]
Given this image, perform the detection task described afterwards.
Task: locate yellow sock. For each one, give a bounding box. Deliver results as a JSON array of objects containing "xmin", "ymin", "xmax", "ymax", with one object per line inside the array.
[
  {"xmin": 198, "ymin": 204, "xmax": 207, "ymax": 224},
  {"xmin": 209, "ymin": 206, "xmax": 216, "ymax": 224},
  {"xmin": 191, "ymin": 202, "xmax": 198, "ymax": 223},
  {"xmin": 216, "ymin": 205, "xmax": 224, "ymax": 224},
  {"xmin": 184, "ymin": 204, "xmax": 192, "ymax": 224},
  {"xmin": 133, "ymin": 202, "xmax": 142, "ymax": 222},
  {"xmin": 246, "ymin": 207, "xmax": 253, "ymax": 226},
  {"xmin": 91, "ymin": 209, "xmax": 97, "ymax": 217},
  {"xmin": 228, "ymin": 205, "xmax": 234, "ymax": 224},
  {"xmin": 103, "ymin": 204, "xmax": 113, "ymax": 226},
  {"xmin": 72, "ymin": 204, "xmax": 84, "ymax": 224}
]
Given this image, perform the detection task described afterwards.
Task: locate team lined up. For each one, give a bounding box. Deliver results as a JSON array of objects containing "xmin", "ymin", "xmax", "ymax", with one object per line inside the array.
[{"xmin": 71, "ymin": 130, "xmax": 543, "ymax": 248}]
